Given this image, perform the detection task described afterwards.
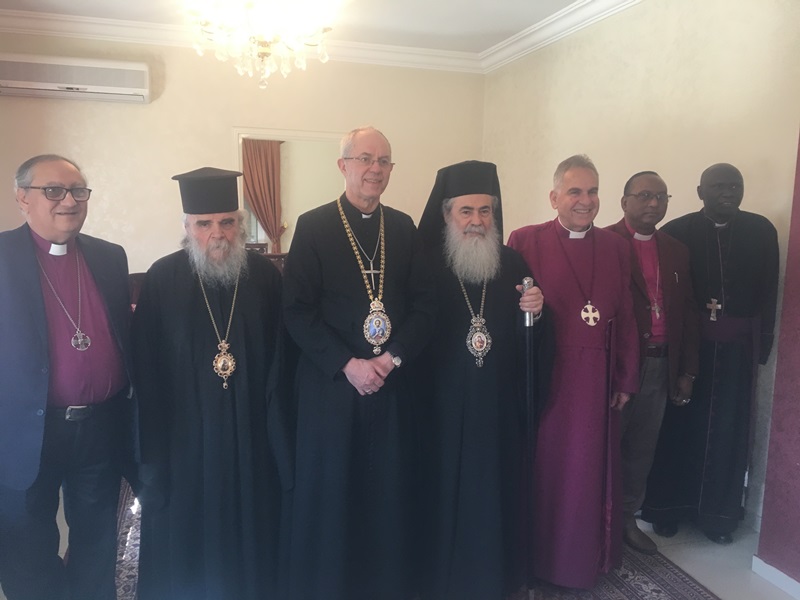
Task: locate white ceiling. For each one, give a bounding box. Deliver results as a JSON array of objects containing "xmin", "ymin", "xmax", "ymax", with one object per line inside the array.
[{"xmin": 0, "ymin": 0, "xmax": 641, "ymax": 72}]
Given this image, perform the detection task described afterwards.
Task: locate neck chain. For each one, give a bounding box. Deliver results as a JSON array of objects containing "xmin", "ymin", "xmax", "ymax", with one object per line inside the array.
[
  {"xmin": 636, "ymin": 240, "xmax": 662, "ymax": 320},
  {"xmin": 704, "ymin": 218, "xmax": 734, "ymax": 322},
  {"xmin": 648, "ymin": 263, "xmax": 661, "ymax": 320},
  {"xmin": 554, "ymin": 228, "xmax": 600, "ymax": 326},
  {"xmin": 352, "ymin": 225, "xmax": 381, "ymax": 290},
  {"xmin": 338, "ymin": 198, "xmax": 391, "ymax": 355},
  {"xmin": 199, "ymin": 275, "xmax": 240, "ymax": 389},
  {"xmin": 458, "ymin": 278, "xmax": 492, "ymax": 367},
  {"xmin": 36, "ymin": 248, "xmax": 91, "ymax": 351}
]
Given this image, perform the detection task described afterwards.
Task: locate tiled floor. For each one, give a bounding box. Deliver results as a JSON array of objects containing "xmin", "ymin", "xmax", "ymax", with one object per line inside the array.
[{"xmin": 640, "ymin": 519, "xmax": 796, "ymax": 600}]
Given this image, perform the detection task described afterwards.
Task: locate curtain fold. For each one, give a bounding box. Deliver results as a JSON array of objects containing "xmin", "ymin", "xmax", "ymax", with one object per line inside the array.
[{"xmin": 242, "ymin": 138, "xmax": 286, "ymax": 252}]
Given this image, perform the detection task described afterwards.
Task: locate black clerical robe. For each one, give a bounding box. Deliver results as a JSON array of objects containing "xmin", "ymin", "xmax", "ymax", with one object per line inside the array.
[
  {"xmin": 133, "ymin": 250, "xmax": 291, "ymax": 600},
  {"xmin": 415, "ymin": 246, "xmax": 551, "ymax": 600},
  {"xmin": 642, "ymin": 210, "xmax": 779, "ymax": 534},
  {"xmin": 283, "ymin": 195, "xmax": 435, "ymax": 600}
]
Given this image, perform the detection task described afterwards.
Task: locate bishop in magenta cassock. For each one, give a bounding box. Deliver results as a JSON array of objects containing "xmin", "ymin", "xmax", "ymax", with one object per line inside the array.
[{"xmin": 508, "ymin": 155, "xmax": 639, "ymax": 590}]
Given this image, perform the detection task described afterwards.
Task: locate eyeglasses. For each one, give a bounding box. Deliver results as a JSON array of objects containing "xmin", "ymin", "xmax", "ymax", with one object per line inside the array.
[
  {"xmin": 343, "ymin": 156, "xmax": 394, "ymax": 169},
  {"xmin": 22, "ymin": 186, "xmax": 92, "ymax": 202},
  {"xmin": 626, "ymin": 191, "xmax": 671, "ymax": 203}
]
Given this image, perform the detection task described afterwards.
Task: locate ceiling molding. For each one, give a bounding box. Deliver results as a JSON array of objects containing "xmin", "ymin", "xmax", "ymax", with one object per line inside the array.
[
  {"xmin": 480, "ymin": 0, "xmax": 642, "ymax": 72},
  {"xmin": 0, "ymin": 9, "xmax": 191, "ymax": 47},
  {"xmin": 325, "ymin": 40, "xmax": 482, "ymax": 74},
  {"xmin": 0, "ymin": 0, "xmax": 641, "ymax": 74}
]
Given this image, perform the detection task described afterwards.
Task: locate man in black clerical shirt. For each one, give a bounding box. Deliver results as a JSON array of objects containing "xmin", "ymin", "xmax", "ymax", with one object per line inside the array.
[
  {"xmin": 283, "ymin": 126, "xmax": 435, "ymax": 600},
  {"xmin": 0, "ymin": 155, "xmax": 133, "ymax": 600},
  {"xmin": 642, "ymin": 163, "xmax": 779, "ymax": 544},
  {"xmin": 133, "ymin": 168, "xmax": 289, "ymax": 600}
]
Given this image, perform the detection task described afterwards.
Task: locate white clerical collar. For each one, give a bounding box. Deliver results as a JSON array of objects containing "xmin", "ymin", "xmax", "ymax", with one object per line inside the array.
[
  {"xmin": 703, "ymin": 210, "xmax": 730, "ymax": 228},
  {"xmin": 49, "ymin": 243, "xmax": 68, "ymax": 256},
  {"xmin": 557, "ymin": 217, "xmax": 592, "ymax": 239},
  {"xmin": 361, "ymin": 212, "xmax": 373, "ymax": 219},
  {"xmin": 633, "ymin": 231, "xmax": 654, "ymax": 241}
]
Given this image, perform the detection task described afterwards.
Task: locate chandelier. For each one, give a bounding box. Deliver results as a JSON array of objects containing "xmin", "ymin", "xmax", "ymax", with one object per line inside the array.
[{"xmin": 186, "ymin": 0, "xmax": 340, "ymax": 88}]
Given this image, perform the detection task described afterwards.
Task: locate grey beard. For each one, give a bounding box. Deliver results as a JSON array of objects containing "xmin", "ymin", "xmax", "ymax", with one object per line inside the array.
[
  {"xmin": 181, "ymin": 234, "xmax": 248, "ymax": 288},
  {"xmin": 444, "ymin": 221, "xmax": 501, "ymax": 285}
]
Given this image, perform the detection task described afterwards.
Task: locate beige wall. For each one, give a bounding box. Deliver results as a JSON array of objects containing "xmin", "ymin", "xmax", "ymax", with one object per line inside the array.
[
  {"xmin": 1, "ymin": 0, "xmax": 797, "ymax": 530},
  {"xmin": 483, "ymin": 0, "xmax": 800, "ymax": 527},
  {"xmin": 278, "ymin": 137, "xmax": 343, "ymax": 250},
  {"xmin": 485, "ymin": 0, "xmax": 799, "ymax": 236},
  {"xmin": 0, "ymin": 33, "xmax": 485, "ymax": 272}
]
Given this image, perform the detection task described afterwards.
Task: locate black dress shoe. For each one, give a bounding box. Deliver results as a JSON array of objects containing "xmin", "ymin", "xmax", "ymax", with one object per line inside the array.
[
  {"xmin": 705, "ymin": 531, "xmax": 733, "ymax": 545},
  {"xmin": 652, "ymin": 521, "xmax": 679, "ymax": 537}
]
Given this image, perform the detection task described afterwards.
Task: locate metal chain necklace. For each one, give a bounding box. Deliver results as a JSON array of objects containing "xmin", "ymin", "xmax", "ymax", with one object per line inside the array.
[
  {"xmin": 704, "ymin": 219, "xmax": 734, "ymax": 322},
  {"xmin": 352, "ymin": 223, "xmax": 382, "ymax": 290},
  {"xmin": 198, "ymin": 275, "xmax": 239, "ymax": 389},
  {"xmin": 636, "ymin": 250, "xmax": 662, "ymax": 320},
  {"xmin": 649, "ymin": 264, "xmax": 661, "ymax": 319},
  {"xmin": 554, "ymin": 228, "xmax": 600, "ymax": 326},
  {"xmin": 337, "ymin": 198, "xmax": 391, "ymax": 355},
  {"xmin": 458, "ymin": 278, "xmax": 491, "ymax": 367},
  {"xmin": 36, "ymin": 249, "xmax": 91, "ymax": 351}
]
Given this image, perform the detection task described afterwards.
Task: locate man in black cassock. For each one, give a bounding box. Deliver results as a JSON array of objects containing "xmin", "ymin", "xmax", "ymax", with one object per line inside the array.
[
  {"xmin": 415, "ymin": 161, "xmax": 550, "ymax": 600},
  {"xmin": 133, "ymin": 167, "xmax": 291, "ymax": 599},
  {"xmin": 642, "ymin": 163, "xmax": 779, "ymax": 544},
  {"xmin": 282, "ymin": 127, "xmax": 436, "ymax": 600}
]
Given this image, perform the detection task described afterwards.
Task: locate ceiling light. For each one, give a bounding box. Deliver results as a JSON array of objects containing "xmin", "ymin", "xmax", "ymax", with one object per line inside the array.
[{"xmin": 186, "ymin": 0, "xmax": 341, "ymax": 88}]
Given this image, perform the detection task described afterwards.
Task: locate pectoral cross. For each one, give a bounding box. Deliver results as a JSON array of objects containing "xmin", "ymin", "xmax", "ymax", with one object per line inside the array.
[
  {"xmin": 652, "ymin": 302, "xmax": 661, "ymax": 320},
  {"xmin": 706, "ymin": 297, "xmax": 722, "ymax": 322},
  {"xmin": 581, "ymin": 302, "xmax": 600, "ymax": 326},
  {"xmin": 362, "ymin": 259, "xmax": 381, "ymax": 289}
]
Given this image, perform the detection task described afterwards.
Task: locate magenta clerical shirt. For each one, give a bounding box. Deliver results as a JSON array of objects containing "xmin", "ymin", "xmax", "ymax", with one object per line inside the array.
[
  {"xmin": 625, "ymin": 222, "xmax": 667, "ymax": 344},
  {"xmin": 31, "ymin": 230, "xmax": 126, "ymax": 407}
]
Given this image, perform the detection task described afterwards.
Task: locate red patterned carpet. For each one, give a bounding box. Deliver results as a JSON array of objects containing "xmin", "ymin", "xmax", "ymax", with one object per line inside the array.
[{"xmin": 530, "ymin": 549, "xmax": 721, "ymax": 600}]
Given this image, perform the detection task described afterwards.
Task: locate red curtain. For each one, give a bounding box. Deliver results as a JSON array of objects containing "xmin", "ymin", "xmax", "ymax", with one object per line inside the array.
[{"xmin": 242, "ymin": 138, "xmax": 286, "ymax": 252}]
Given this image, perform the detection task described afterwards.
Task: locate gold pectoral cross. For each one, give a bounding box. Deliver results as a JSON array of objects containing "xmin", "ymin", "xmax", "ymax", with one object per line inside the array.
[{"xmin": 707, "ymin": 297, "xmax": 722, "ymax": 321}]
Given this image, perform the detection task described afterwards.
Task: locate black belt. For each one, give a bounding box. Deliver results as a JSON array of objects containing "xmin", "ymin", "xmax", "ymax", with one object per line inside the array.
[
  {"xmin": 48, "ymin": 401, "xmax": 110, "ymax": 422},
  {"xmin": 645, "ymin": 344, "xmax": 668, "ymax": 358}
]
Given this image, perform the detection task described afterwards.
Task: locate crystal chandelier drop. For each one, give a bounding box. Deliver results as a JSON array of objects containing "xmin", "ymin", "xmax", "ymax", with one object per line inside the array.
[{"xmin": 186, "ymin": 0, "xmax": 340, "ymax": 89}]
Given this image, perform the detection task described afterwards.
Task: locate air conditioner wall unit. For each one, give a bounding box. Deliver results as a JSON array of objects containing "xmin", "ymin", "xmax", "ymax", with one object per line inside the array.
[{"xmin": 0, "ymin": 54, "xmax": 150, "ymax": 104}]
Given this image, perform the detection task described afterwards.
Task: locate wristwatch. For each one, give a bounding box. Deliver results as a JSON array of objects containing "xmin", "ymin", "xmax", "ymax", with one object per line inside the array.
[{"xmin": 389, "ymin": 351, "xmax": 402, "ymax": 368}]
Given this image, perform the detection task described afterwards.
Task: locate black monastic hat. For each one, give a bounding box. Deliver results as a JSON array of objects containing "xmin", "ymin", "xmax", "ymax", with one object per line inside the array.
[
  {"xmin": 172, "ymin": 167, "xmax": 242, "ymax": 214},
  {"xmin": 418, "ymin": 160, "xmax": 504, "ymax": 249}
]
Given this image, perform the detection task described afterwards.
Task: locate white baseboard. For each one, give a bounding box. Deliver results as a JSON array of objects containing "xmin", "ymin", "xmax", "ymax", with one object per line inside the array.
[{"xmin": 753, "ymin": 556, "xmax": 800, "ymax": 599}]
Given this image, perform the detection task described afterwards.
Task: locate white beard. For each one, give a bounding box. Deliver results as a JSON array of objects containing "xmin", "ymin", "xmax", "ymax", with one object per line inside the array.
[
  {"xmin": 182, "ymin": 234, "xmax": 248, "ymax": 289},
  {"xmin": 443, "ymin": 220, "xmax": 501, "ymax": 284}
]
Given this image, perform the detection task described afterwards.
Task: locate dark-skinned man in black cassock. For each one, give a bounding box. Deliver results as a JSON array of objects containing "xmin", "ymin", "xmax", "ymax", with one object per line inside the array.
[{"xmin": 642, "ymin": 163, "xmax": 779, "ymax": 545}]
